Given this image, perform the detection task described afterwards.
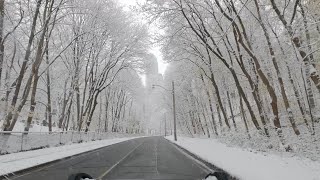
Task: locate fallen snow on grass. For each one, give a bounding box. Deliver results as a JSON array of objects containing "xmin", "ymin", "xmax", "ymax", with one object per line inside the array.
[
  {"xmin": 167, "ymin": 136, "xmax": 320, "ymax": 180},
  {"xmin": 0, "ymin": 137, "xmax": 141, "ymax": 176}
]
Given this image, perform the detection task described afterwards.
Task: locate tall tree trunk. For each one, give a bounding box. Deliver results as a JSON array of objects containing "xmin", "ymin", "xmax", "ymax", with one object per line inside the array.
[
  {"xmin": 268, "ymin": 24, "xmax": 310, "ymax": 130},
  {"xmin": 254, "ymin": 0, "xmax": 300, "ymax": 135},
  {"xmin": 269, "ymin": 0, "xmax": 320, "ymax": 93},
  {"xmin": 202, "ymin": 110, "xmax": 211, "ymax": 138},
  {"xmin": 65, "ymin": 99, "xmax": 73, "ymax": 131},
  {"xmin": 189, "ymin": 111, "xmax": 197, "ymax": 134},
  {"xmin": 2, "ymin": 42, "xmax": 15, "ymax": 128},
  {"xmin": 227, "ymin": 90, "xmax": 237, "ymax": 131},
  {"xmin": 218, "ymin": 0, "xmax": 279, "ymax": 136},
  {"xmin": 24, "ymin": 0, "xmax": 52, "ymax": 132},
  {"xmin": 269, "ymin": 0, "xmax": 320, "ymax": 134},
  {"xmin": 209, "ymin": 3, "xmax": 267, "ymax": 133},
  {"xmin": 85, "ymin": 92, "xmax": 100, "ymax": 132},
  {"xmin": 45, "ymin": 38, "xmax": 52, "ymax": 132},
  {"xmin": 240, "ymin": 94, "xmax": 250, "ymax": 138},
  {"xmin": 196, "ymin": 111, "xmax": 206, "ymax": 136},
  {"xmin": 293, "ymin": 37, "xmax": 320, "ymax": 125},
  {"xmin": 104, "ymin": 90, "xmax": 110, "ymax": 132},
  {"xmin": 301, "ymin": 68, "xmax": 316, "ymax": 134},
  {"xmin": 58, "ymin": 80, "xmax": 70, "ymax": 128},
  {"xmin": 3, "ymin": 0, "xmax": 43, "ymax": 131},
  {"xmin": 201, "ymin": 74, "xmax": 218, "ymax": 136},
  {"xmin": 0, "ymin": 0, "xmax": 5, "ymax": 87},
  {"xmin": 232, "ymin": 28, "xmax": 269, "ymax": 135},
  {"xmin": 8, "ymin": 74, "xmax": 33, "ymax": 131},
  {"xmin": 238, "ymin": 31, "xmax": 284, "ymax": 144},
  {"xmin": 216, "ymin": 105, "xmax": 223, "ymax": 130},
  {"xmin": 24, "ymin": 73, "xmax": 40, "ymax": 132},
  {"xmin": 214, "ymin": 0, "xmax": 285, "ymax": 145},
  {"xmin": 209, "ymin": 72, "xmax": 230, "ymax": 129},
  {"xmin": 181, "ymin": 3, "xmax": 260, "ymax": 131},
  {"xmin": 98, "ymin": 95, "xmax": 102, "ymax": 132}
]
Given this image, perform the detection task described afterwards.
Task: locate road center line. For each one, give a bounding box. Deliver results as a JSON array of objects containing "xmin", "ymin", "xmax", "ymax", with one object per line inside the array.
[
  {"xmin": 155, "ymin": 138, "xmax": 159, "ymax": 175},
  {"xmin": 97, "ymin": 140, "xmax": 145, "ymax": 180}
]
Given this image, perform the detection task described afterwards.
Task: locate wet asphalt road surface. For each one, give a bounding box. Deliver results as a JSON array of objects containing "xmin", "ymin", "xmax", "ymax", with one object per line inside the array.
[{"xmin": 7, "ymin": 136, "xmax": 209, "ymax": 180}]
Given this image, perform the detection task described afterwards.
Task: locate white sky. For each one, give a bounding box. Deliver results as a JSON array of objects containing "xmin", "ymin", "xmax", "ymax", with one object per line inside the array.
[
  {"xmin": 118, "ymin": 0, "xmax": 144, "ymax": 6},
  {"xmin": 118, "ymin": 0, "xmax": 168, "ymax": 75}
]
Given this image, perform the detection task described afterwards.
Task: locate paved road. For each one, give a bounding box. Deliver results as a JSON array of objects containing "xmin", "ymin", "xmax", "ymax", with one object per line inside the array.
[{"xmin": 9, "ymin": 137, "xmax": 210, "ymax": 180}]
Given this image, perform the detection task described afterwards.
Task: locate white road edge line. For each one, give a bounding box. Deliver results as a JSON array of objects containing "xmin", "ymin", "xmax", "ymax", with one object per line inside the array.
[
  {"xmin": 169, "ymin": 140, "xmax": 214, "ymax": 174},
  {"xmin": 97, "ymin": 140, "xmax": 145, "ymax": 180}
]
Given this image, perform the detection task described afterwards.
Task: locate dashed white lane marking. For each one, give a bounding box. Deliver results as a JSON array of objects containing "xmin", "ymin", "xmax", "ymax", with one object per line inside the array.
[
  {"xmin": 97, "ymin": 140, "xmax": 145, "ymax": 180},
  {"xmin": 155, "ymin": 138, "xmax": 159, "ymax": 175}
]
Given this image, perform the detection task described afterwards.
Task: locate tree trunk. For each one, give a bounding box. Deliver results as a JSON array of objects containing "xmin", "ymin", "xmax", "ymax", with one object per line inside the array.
[
  {"xmin": 104, "ymin": 90, "xmax": 110, "ymax": 132},
  {"xmin": 65, "ymin": 99, "xmax": 73, "ymax": 131},
  {"xmin": 98, "ymin": 95, "xmax": 102, "ymax": 132},
  {"xmin": 45, "ymin": 39, "xmax": 52, "ymax": 132},
  {"xmin": 254, "ymin": 0, "xmax": 300, "ymax": 135},
  {"xmin": 24, "ymin": 0, "xmax": 52, "ymax": 132},
  {"xmin": 3, "ymin": 0, "xmax": 43, "ymax": 131},
  {"xmin": 209, "ymin": 72, "xmax": 230, "ymax": 129},
  {"xmin": 268, "ymin": 24, "xmax": 310, "ymax": 130},
  {"xmin": 232, "ymin": 27, "xmax": 269, "ymax": 135},
  {"xmin": 293, "ymin": 37, "xmax": 320, "ymax": 125},
  {"xmin": 58, "ymin": 80, "xmax": 70, "ymax": 128},
  {"xmin": 201, "ymin": 75, "xmax": 218, "ymax": 136},
  {"xmin": 240, "ymin": 94, "xmax": 250, "ymax": 138},
  {"xmin": 216, "ymin": 105, "xmax": 223, "ymax": 129},
  {"xmin": 1, "ymin": 41, "xmax": 15, "ymax": 129},
  {"xmin": 0, "ymin": 0, "xmax": 5, "ymax": 87},
  {"xmin": 227, "ymin": 90, "xmax": 237, "ymax": 131},
  {"xmin": 214, "ymin": 0, "xmax": 282, "ymax": 136},
  {"xmin": 8, "ymin": 74, "xmax": 33, "ymax": 131},
  {"xmin": 24, "ymin": 73, "xmax": 40, "ymax": 132},
  {"xmin": 85, "ymin": 92, "xmax": 100, "ymax": 132},
  {"xmin": 269, "ymin": 0, "xmax": 320, "ymax": 93}
]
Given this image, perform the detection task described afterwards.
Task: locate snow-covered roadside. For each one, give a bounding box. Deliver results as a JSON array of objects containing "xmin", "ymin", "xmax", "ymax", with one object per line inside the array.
[
  {"xmin": 0, "ymin": 136, "xmax": 142, "ymax": 176},
  {"xmin": 166, "ymin": 136, "xmax": 320, "ymax": 180}
]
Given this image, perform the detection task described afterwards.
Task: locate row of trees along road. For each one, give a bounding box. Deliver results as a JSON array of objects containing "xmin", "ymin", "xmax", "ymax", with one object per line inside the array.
[
  {"xmin": 0, "ymin": 0, "xmax": 150, "ymax": 133},
  {"xmin": 144, "ymin": 0, "xmax": 320, "ymax": 151}
]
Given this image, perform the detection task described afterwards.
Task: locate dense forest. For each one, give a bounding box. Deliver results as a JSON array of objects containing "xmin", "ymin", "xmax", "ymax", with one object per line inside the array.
[
  {"xmin": 0, "ymin": 0, "xmax": 150, "ymax": 133},
  {"xmin": 143, "ymin": 0, "xmax": 320, "ymax": 158}
]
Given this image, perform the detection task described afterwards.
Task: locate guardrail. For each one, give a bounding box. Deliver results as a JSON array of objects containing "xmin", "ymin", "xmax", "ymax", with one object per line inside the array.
[{"xmin": 0, "ymin": 131, "xmax": 140, "ymax": 155}]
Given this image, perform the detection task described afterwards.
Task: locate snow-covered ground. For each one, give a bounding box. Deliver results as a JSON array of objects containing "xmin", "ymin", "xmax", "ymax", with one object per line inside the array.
[
  {"xmin": 0, "ymin": 130, "xmax": 140, "ymax": 154},
  {"xmin": 10, "ymin": 121, "xmax": 60, "ymax": 132},
  {"xmin": 216, "ymin": 123, "xmax": 320, "ymax": 161},
  {"xmin": 0, "ymin": 136, "xmax": 141, "ymax": 177},
  {"xmin": 167, "ymin": 136, "xmax": 320, "ymax": 180}
]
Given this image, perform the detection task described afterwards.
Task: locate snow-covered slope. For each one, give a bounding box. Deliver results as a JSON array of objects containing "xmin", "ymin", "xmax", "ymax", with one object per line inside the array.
[{"xmin": 167, "ymin": 136, "xmax": 320, "ymax": 180}]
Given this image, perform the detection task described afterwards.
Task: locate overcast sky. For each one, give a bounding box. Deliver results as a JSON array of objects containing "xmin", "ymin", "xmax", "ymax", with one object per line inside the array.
[{"xmin": 118, "ymin": 0, "xmax": 168, "ymax": 75}]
